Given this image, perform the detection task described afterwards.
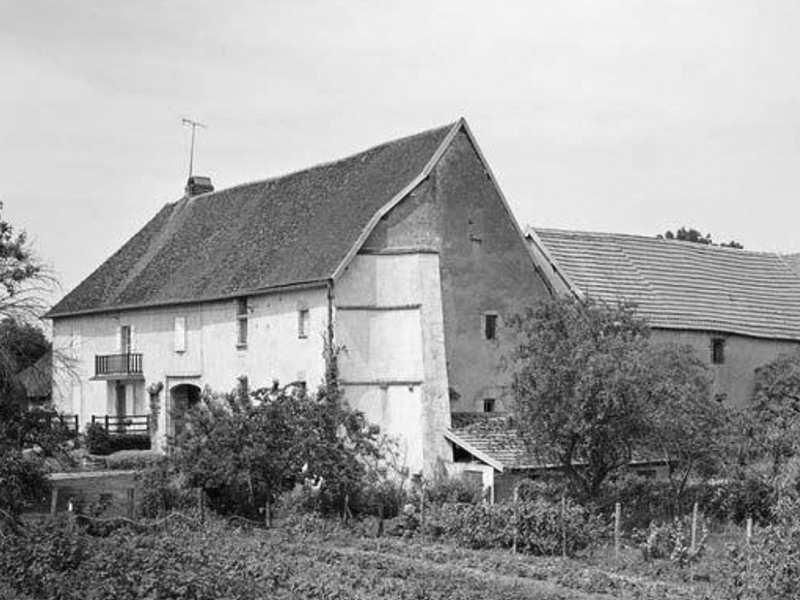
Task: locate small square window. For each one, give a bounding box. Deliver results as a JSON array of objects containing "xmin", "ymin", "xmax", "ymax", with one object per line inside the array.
[
  {"xmin": 298, "ymin": 308, "xmax": 310, "ymax": 339},
  {"xmin": 483, "ymin": 398, "xmax": 496, "ymax": 413},
  {"xmin": 484, "ymin": 313, "xmax": 498, "ymax": 341},
  {"xmin": 711, "ymin": 338, "xmax": 725, "ymax": 364}
]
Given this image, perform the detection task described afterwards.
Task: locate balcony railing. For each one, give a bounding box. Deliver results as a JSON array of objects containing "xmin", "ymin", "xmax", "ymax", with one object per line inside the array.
[
  {"xmin": 91, "ymin": 414, "xmax": 151, "ymax": 436},
  {"xmin": 95, "ymin": 353, "xmax": 143, "ymax": 377}
]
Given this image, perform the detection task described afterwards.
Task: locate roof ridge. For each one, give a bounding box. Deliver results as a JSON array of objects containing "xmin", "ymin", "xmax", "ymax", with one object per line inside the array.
[
  {"xmin": 183, "ymin": 120, "xmax": 459, "ymax": 204},
  {"xmin": 535, "ymin": 227, "xmax": 783, "ymax": 257}
]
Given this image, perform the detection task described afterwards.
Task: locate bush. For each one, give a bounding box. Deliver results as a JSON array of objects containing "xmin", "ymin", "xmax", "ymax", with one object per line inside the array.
[
  {"xmin": 0, "ymin": 448, "xmax": 50, "ymax": 516},
  {"xmin": 104, "ymin": 449, "xmax": 162, "ymax": 471},
  {"xmin": 424, "ymin": 473, "xmax": 485, "ymax": 506},
  {"xmin": 715, "ymin": 497, "xmax": 800, "ymax": 599},
  {"xmin": 426, "ymin": 497, "xmax": 605, "ymax": 556},
  {"xmin": 136, "ymin": 461, "xmax": 197, "ymax": 518},
  {"xmin": 692, "ymin": 477, "xmax": 776, "ymax": 525},
  {"xmin": 85, "ymin": 423, "xmax": 150, "ymax": 456},
  {"xmin": 632, "ymin": 516, "xmax": 707, "ymax": 566}
]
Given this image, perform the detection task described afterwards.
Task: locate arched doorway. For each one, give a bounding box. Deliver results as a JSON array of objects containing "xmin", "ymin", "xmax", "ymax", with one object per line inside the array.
[{"xmin": 169, "ymin": 383, "xmax": 201, "ymax": 440}]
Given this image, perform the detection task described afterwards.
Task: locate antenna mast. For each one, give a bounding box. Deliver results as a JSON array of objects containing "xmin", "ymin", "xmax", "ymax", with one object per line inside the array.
[{"xmin": 182, "ymin": 117, "xmax": 207, "ymax": 179}]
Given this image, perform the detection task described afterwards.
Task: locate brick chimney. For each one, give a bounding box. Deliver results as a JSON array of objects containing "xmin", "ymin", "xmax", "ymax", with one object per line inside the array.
[{"xmin": 185, "ymin": 175, "xmax": 214, "ymax": 197}]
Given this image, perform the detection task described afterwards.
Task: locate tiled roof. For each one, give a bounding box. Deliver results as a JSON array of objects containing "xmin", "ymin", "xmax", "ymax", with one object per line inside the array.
[
  {"xmin": 783, "ymin": 254, "xmax": 800, "ymax": 278},
  {"xmin": 448, "ymin": 413, "xmax": 669, "ymax": 471},
  {"xmin": 448, "ymin": 414, "xmax": 538, "ymax": 470},
  {"xmin": 532, "ymin": 228, "xmax": 800, "ymax": 341},
  {"xmin": 49, "ymin": 122, "xmax": 457, "ymax": 317}
]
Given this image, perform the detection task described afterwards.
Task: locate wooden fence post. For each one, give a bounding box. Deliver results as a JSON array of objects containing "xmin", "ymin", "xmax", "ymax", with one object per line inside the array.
[
  {"xmin": 50, "ymin": 488, "xmax": 59, "ymax": 518},
  {"xmin": 561, "ymin": 495, "xmax": 567, "ymax": 559},
  {"xmin": 419, "ymin": 481, "xmax": 425, "ymax": 541},
  {"xmin": 690, "ymin": 502, "xmax": 699, "ymax": 553},
  {"xmin": 512, "ymin": 485, "xmax": 519, "ymax": 554},
  {"xmin": 614, "ymin": 502, "xmax": 621, "ymax": 559},
  {"xmin": 128, "ymin": 488, "xmax": 136, "ymax": 519},
  {"xmin": 746, "ymin": 516, "xmax": 753, "ymax": 545}
]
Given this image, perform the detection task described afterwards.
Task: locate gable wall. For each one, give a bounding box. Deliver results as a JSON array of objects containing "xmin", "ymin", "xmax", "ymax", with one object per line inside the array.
[{"xmin": 363, "ymin": 129, "xmax": 552, "ymax": 414}]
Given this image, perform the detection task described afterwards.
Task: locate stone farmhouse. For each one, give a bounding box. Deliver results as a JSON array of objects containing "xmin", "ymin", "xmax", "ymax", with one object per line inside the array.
[
  {"xmin": 527, "ymin": 228, "xmax": 800, "ymax": 407},
  {"xmin": 47, "ymin": 118, "xmax": 552, "ymax": 482}
]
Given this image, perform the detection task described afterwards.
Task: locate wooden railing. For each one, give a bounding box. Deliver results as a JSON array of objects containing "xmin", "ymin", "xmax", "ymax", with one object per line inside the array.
[
  {"xmin": 30, "ymin": 412, "xmax": 79, "ymax": 436},
  {"xmin": 91, "ymin": 414, "xmax": 150, "ymax": 435},
  {"xmin": 94, "ymin": 353, "xmax": 143, "ymax": 376}
]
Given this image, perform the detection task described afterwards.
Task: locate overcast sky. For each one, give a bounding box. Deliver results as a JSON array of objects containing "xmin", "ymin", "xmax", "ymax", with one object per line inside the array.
[{"xmin": 2, "ymin": 0, "xmax": 799, "ymax": 305}]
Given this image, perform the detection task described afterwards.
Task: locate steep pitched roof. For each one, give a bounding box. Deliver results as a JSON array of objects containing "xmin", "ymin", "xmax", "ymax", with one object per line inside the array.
[
  {"xmin": 531, "ymin": 228, "xmax": 800, "ymax": 341},
  {"xmin": 49, "ymin": 122, "xmax": 459, "ymax": 317},
  {"xmin": 17, "ymin": 352, "xmax": 52, "ymax": 398}
]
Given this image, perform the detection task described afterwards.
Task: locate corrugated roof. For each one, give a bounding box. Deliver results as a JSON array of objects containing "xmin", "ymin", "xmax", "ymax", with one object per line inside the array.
[
  {"xmin": 49, "ymin": 122, "xmax": 457, "ymax": 317},
  {"xmin": 532, "ymin": 228, "xmax": 800, "ymax": 341},
  {"xmin": 783, "ymin": 254, "xmax": 800, "ymax": 278}
]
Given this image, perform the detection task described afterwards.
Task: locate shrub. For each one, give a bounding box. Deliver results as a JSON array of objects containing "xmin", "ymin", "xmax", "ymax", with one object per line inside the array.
[
  {"xmin": 136, "ymin": 460, "xmax": 197, "ymax": 518},
  {"xmin": 692, "ymin": 477, "xmax": 775, "ymax": 525},
  {"xmin": 424, "ymin": 473, "xmax": 485, "ymax": 506},
  {"xmin": 0, "ymin": 448, "xmax": 50, "ymax": 516},
  {"xmin": 632, "ymin": 516, "xmax": 707, "ymax": 566},
  {"xmin": 715, "ymin": 497, "xmax": 800, "ymax": 599},
  {"xmin": 85, "ymin": 423, "xmax": 150, "ymax": 456},
  {"xmin": 426, "ymin": 497, "xmax": 605, "ymax": 556},
  {"xmin": 104, "ymin": 449, "xmax": 162, "ymax": 471}
]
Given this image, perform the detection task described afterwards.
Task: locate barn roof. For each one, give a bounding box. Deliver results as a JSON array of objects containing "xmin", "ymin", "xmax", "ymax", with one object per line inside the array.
[
  {"xmin": 530, "ymin": 228, "xmax": 800, "ymax": 341},
  {"xmin": 49, "ymin": 121, "xmax": 459, "ymax": 317}
]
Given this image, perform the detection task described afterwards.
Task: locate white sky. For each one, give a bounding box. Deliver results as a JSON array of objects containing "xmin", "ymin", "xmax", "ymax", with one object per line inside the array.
[{"xmin": 2, "ymin": 0, "xmax": 799, "ymax": 305}]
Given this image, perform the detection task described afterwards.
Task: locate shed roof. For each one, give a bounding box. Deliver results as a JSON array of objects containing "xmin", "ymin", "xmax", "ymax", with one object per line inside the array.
[
  {"xmin": 49, "ymin": 121, "xmax": 458, "ymax": 317},
  {"xmin": 530, "ymin": 228, "xmax": 800, "ymax": 341}
]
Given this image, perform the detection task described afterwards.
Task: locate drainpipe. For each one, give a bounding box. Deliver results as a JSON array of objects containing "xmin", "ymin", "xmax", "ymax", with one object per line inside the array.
[{"xmin": 326, "ymin": 279, "xmax": 336, "ymax": 384}]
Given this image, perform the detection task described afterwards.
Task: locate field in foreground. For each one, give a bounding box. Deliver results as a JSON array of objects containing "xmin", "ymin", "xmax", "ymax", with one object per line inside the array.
[{"xmin": 1, "ymin": 515, "xmax": 724, "ymax": 600}]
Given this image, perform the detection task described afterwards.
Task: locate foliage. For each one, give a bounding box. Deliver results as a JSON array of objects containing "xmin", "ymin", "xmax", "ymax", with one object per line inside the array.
[
  {"xmin": 423, "ymin": 472, "xmax": 485, "ymax": 506},
  {"xmin": 507, "ymin": 297, "xmax": 721, "ymax": 499},
  {"xmin": 0, "ymin": 448, "xmax": 49, "ymax": 516},
  {"xmin": 0, "ymin": 318, "xmax": 49, "ymax": 374},
  {"xmin": 136, "ymin": 460, "xmax": 197, "ymax": 518},
  {"xmin": 749, "ymin": 352, "xmax": 800, "ymax": 489},
  {"xmin": 171, "ymin": 380, "xmax": 380, "ymax": 519},
  {"xmin": 85, "ymin": 423, "xmax": 150, "ymax": 456},
  {"xmin": 632, "ymin": 516, "xmax": 707, "ymax": 566},
  {"xmin": 716, "ymin": 497, "xmax": 800, "ymax": 599},
  {"xmin": 660, "ymin": 226, "xmax": 743, "ymax": 249},
  {"xmin": 103, "ymin": 449, "xmax": 162, "ymax": 471},
  {"xmin": 425, "ymin": 497, "xmax": 605, "ymax": 556}
]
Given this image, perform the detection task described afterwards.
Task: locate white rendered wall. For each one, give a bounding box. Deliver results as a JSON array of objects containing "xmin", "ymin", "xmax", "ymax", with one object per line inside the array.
[
  {"xmin": 335, "ymin": 252, "xmax": 451, "ymax": 475},
  {"xmin": 52, "ymin": 286, "xmax": 328, "ymax": 449}
]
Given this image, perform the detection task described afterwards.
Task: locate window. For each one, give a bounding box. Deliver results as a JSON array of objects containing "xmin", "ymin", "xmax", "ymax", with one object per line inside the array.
[
  {"xmin": 174, "ymin": 317, "xmax": 186, "ymax": 353},
  {"xmin": 484, "ymin": 313, "xmax": 498, "ymax": 341},
  {"xmin": 711, "ymin": 338, "xmax": 725, "ymax": 364},
  {"xmin": 120, "ymin": 325, "xmax": 132, "ymax": 354},
  {"xmin": 298, "ymin": 308, "xmax": 310, "ymax": 339},
  {"xmin": 236, "ymin": 298, "xmax": 248, "ymax": 347},
  {"xmin": 483, "ymin": 398, "xmax": 496, "ymax": 413}
]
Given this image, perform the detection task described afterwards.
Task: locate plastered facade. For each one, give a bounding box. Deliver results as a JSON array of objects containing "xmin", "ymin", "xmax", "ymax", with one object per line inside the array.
[
  {"xmin": 652, "ymin": 329, "xmax": 800, "ymax": 407},
  {"xmin": 52, "ymin": 287, "xmax": 329, "ymax": 450}
]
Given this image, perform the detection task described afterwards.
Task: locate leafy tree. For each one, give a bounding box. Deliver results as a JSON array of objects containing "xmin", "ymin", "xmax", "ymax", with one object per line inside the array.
[
  {"xmin": 749, "ymin": 353, "xmax": 800, "ymax": 494},
  {"xmin": 660, "ymin": 226, "xmax": 743, "ymax": 249},
  {"xmin": 171, "ymin": 380, "xmax": 380, "ymax": 518},
  {"xmin": 507, "ymin": 297, "xmax": 723, "ymax": 500}
]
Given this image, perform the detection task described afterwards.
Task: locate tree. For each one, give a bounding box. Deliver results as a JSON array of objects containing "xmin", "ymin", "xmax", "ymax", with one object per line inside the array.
[
  {"xmin": 171, "ymin": 380, "xmax": 381, "ymax": 518},
  {"xmin": 507, "ymin": 297, "xmax": 722, "ymax": 500},
  {"xmin": 748, "ymin": 352, "xmax": 800, "ymax": 495},
  {"xmin": 660, "ymin": 226, "xmax": 743, "ymax": 249}
]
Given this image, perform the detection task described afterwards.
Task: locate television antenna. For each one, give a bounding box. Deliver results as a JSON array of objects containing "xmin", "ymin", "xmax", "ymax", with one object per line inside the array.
[{"xmin": 182, "ymin": 117, "xmax": 207, "ymax": 179}]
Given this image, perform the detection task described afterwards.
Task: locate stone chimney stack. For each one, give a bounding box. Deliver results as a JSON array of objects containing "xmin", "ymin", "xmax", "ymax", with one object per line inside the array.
[{"xmin": 185, "ymin": 176, "xmax": 214, "ymax": 197}]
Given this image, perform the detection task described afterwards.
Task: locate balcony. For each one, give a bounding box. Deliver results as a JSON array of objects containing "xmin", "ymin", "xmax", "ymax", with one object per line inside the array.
[
  {"xmin": 91, "ymin": 414, "xmax": 151, "ymax": 436},
  {"xmin": 93, "ymin": 353, "xmax": 144, "ymax": 379}
]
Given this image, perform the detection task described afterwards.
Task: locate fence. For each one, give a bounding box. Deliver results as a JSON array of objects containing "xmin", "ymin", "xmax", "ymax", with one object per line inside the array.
[{"xmin": 91, "ymin": 414, "xmax": 150, "ymax": 435}]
